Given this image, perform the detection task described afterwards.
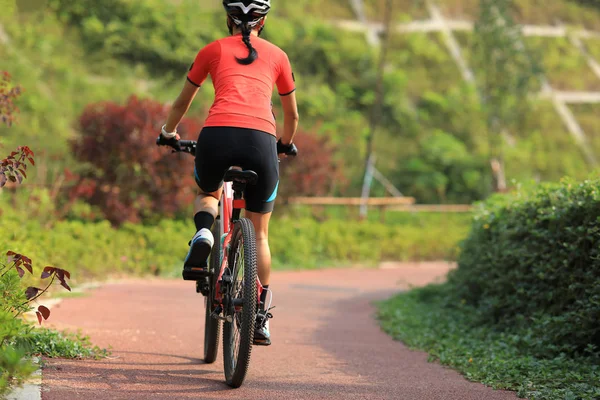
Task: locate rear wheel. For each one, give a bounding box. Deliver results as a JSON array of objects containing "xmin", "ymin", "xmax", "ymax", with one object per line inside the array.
[
  {"xmin": 203, "ymin": 219, "xmax": 221, "ymax": 364},
  {"xmin": 223, "ymin": 218, "xmax": 257, "ymax": 388}
]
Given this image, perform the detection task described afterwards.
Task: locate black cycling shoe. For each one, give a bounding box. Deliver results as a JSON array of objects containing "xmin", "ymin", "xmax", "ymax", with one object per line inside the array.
[{"xmin": 253, "ymin": 309, "xmax": 273, "ymax": 346}]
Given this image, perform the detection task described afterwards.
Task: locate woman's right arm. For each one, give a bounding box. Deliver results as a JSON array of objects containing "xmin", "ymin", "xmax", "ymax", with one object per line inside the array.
[
  {"xmin": 280, "ymin": 92, "xmax": 299, "ymax": 145},
  {"xmin": 276, "ymin": 52, "xmax": 299, "ymax": 145}
]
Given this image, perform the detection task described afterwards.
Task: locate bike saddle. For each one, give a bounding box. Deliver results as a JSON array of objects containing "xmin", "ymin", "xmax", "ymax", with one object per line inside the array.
[{"xmin": 224, "ymin": 169, "xmax": 258, "ymax": 185}]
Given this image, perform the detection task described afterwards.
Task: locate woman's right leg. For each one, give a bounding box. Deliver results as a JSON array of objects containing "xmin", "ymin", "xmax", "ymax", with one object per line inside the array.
[
  {"xmin": 194, "ymin": 189, "xmax": 221, "ymax": 218},
  {"xmin": 245, "ymin": 210, "xmax": 272, "ymax": 287}
]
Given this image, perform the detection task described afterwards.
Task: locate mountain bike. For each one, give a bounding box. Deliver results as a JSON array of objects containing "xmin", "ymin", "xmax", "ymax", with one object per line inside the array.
[{"xmin": 158, "ymin": 138, "xmax": 296, "ymax": 388}]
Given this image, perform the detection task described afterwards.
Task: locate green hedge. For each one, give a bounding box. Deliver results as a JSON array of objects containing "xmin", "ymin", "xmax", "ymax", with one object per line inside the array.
[
  {"xmin": 0, "ymin": 191, "xmax": 470, "ymax": 281},
  {"xmin": 379, "ymin": 177, "xmax": 600, "ymax": 399},
  {"xmin": 450, "ymin": 177, "xmax": 600, "ymax": 358}
]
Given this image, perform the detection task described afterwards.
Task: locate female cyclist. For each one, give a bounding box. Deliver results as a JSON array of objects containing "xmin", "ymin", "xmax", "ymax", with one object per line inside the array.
[{"xmin": 157, "ymin": 0, "xmax": 299, "ymax": 346}]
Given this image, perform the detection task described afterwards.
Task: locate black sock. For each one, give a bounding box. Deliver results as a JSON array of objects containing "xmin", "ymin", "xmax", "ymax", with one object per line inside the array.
[
  {"xmin": 194, "ymin": 211, "xmax": 215, "ymax": 232},
  {"xmin": 260, "ymin": 285, "xmax": 269, "ymax": 308}
]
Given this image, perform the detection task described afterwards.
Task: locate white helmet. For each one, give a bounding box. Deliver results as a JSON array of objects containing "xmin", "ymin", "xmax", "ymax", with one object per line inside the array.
[{"xmin": 223, "ymin": 0, "xmax": 271, "ymax": 27}]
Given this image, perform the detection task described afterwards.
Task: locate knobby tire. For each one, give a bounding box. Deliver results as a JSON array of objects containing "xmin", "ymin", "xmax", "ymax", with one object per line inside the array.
[{"xmin": 223, "ymin": 218, "xmax": 257, "ymax": 388}]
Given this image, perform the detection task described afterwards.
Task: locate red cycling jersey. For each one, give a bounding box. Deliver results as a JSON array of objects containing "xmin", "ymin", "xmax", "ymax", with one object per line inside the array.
[{"xmin": 187, "ymin": 34, "xmax": 296, "ymax": 136}]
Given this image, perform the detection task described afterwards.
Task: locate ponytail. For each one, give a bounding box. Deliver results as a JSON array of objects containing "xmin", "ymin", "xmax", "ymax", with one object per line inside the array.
[{"xmin": 235, "ymin": 23, "xmax": 258, "ymax": 65}]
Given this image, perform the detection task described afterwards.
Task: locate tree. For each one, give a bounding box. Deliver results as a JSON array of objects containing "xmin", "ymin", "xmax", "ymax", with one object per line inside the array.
[
  {"xmin": 361, "ymin": 0, "xmax": 395, "ymax": 217},
  {"xmin": 471, "ymin": 0, "xmax": 543, "ymax": 192}
]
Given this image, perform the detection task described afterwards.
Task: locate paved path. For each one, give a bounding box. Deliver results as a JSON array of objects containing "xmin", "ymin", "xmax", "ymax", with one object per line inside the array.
[{"xmin": 41, "ymin": 263, "xmax": 518, "ymax": 400}]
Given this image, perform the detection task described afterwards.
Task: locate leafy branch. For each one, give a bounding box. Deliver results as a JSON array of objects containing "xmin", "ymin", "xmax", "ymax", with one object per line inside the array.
[
  {"xmin": 0, "ymin": 146, "xmax": 35, "ymax": 188},
  {"xmin": 1, "ymin": 251, "xmax": 72, "ymax": 325}
]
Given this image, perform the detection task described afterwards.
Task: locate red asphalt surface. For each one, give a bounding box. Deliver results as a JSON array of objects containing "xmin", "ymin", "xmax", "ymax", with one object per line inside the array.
[{"xmin": 41, "ymin": 263, "xmax": 519, "ymax": 400}]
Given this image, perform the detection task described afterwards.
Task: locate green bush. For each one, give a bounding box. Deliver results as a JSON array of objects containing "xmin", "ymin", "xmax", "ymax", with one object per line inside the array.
[
  {"xmin": 378, "ymin": 177, "xmax": 600, "ymax": 399},
  {"xmin": 450, "ymin": 177, "xmax": 600, "ymax": 358}
]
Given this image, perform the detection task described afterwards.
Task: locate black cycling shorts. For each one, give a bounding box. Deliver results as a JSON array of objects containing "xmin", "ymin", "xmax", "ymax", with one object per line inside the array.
[{"xmin": 194, "ymin": 126, "xmax": 279, "ymax": 214}]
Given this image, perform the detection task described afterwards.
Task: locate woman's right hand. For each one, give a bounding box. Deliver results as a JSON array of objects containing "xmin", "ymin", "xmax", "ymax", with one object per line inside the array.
[{"xmin": 277, "ymin": 139, "xmax": 297, "ymax": 156}]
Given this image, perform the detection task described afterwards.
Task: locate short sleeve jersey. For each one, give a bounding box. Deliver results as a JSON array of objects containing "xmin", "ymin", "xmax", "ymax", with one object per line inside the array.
[{"xmin": 187, "ymin": 34, "xmax": 296, "ymax": 136}]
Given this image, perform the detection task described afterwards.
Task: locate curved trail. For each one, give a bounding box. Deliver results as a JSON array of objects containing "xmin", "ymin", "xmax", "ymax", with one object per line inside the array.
[{"xmin": 41, "ymin": 263, "xmax": 517, "ymax": 400}]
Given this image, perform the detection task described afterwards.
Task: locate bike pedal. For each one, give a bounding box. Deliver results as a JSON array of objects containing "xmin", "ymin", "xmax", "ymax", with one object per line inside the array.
[
  {"xmin": 182, "ymin": 266, "xmax": 209, "ymax": 281},
  {"xmin": 196, "ymin": 279, "xmax": 210, "ymax": 296}
]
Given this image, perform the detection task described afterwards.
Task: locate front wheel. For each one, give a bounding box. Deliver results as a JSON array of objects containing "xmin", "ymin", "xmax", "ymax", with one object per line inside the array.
[
  {"xmin": 203, "ymin": 219, "xmax": 221, "ymax": 364},
  {"xmin": 223, "ymin": 218, "xmax": 258, "ymax": 388}
]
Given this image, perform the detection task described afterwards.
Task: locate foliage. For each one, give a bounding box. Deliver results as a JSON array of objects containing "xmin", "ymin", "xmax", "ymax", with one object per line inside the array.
[
  {"xmin": 571, "ymin": 103, "xmax": 600, "ymax": 155},
  {"xmin": 399, "ymin": 130, "xmax": 492, "ymax": 203},
  {"xmin": 0, "ymin": 251, "xmax": 73, "ymax": 396},
  {"xmin": 0, "ymin": 71, "xmax": 21, "ymax": 127},
  {"xmin": 68, "ymin": 95, "xmax": 202, "ymax": 226},
  {"xmin": 5, "ymin": 1, "xmax": 600, "ymax": 206},
  {"xmin": 0, "ymin": 146, "xmax": 34, "ymax": 188},
  {"xmin": 450, "ymin": 177, "xmax": 600, "ymax": 358},
  {"xmin": 378, "ymin": 176, "xmax": 600, "ymax": 400},
  {"xmin": 0, "ymin": 87, "xmax": 104, "ymax": 396},
  {"xmin": 526, "ymin": 36, "xmax": 600, "ymax": 91},
  {"xmin": 47, "ymin": 0, "xmax": 225, "ymax": 75},
  {"xmin": 278, "ymin": 130, "xmax": 346, "ymax": 201},
  {"xmin": 378, "ymin": 285, "xmax": 600, "ymax": 400}
]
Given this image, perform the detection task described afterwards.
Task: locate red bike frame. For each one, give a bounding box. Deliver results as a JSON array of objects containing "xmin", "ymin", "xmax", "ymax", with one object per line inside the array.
[{"xmin": 213, "ymin": 181, "xmax": 264, "ymax": 308}]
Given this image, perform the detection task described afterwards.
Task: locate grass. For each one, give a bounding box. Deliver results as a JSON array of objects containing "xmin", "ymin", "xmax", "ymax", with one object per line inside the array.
[
  {"xmin": 378, "ymin": 284, "xmax": 600, "ymax": 400},
  {"xmin": 28, "ymin": 328, "xmax": 109, "ymax": 360},
  {"xmin": 583, "ymin": 38, "xmax": 600, "ymax": 62},
  {"xmin": 275, "ymin": 0, "xmax": 355, "ymax": 19},
  {"xmin": 526, "ymin": 36, "xmax": 600, "ymax": 91},
  {"xmin": 506, "ymin": 100, "xmax": 589, "ymax": 182},
  {"xmin": 454, "ymin": 31, "xmax": 600, "ymax": 92},
  {"xmin": 570, "ymin": 103, "xmax": 600, "ymax": 155},
  {"xmin": 363, "ymin": 0, "xmax": 430, "ymax": 21}
]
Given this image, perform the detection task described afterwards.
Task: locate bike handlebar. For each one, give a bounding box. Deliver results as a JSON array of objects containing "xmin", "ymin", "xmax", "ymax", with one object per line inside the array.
[{"xmin": 156, "ymin": 137, "xmax": 297, "ymax": 157}]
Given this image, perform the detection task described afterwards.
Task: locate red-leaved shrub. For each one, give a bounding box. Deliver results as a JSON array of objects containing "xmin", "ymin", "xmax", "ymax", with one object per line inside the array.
[
  {"xmin": 278, "ymin": 130, "xmax": 346, "ymax": 201},
  {"xmin": 69, "ymin": 96, "xmax": 203, "ymax": 225}
]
